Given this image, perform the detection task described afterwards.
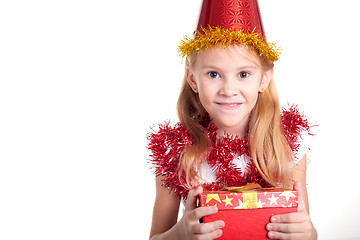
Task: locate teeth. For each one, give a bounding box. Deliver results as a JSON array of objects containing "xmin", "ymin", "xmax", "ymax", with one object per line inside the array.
[{"xmin": 217, "ymin": 102, "xmax": 241, "ymax": 107}]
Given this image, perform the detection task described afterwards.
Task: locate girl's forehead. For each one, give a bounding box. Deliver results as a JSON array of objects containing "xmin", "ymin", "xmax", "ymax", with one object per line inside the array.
[{"xmin": 194, "ymin": 44, "xmax": 261, "ymax": 68}]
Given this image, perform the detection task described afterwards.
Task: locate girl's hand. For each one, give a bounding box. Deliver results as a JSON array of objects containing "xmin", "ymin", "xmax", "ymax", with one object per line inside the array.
[
  {"xmin": 266, "ymin": 182, "xmax": 317, "ymax": 240},
  {"xmin": 178, "ymin": 186, "xmax": 225, "ymax": 240}
]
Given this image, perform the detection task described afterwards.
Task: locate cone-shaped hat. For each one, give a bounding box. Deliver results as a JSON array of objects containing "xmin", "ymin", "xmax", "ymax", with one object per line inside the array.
[{"xmin": 178, "ymin": 0, "xmax": 280, "ymax": 61}]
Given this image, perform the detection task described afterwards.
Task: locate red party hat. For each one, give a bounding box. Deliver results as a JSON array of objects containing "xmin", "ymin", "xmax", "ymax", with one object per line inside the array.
[{"xmin": 178, "ymin": 0, "xmax": 280, "ymax": 61}]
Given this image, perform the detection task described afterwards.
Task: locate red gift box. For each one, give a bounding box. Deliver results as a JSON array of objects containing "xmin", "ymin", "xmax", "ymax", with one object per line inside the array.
[{"xmin": 199, "ymin": 187, "xmax": 298, "ymax": 239}]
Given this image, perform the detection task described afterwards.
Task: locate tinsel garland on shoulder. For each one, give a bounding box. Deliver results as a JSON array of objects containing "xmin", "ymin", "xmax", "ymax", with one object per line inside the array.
[{"xmin": 147, "ymin": 106, "xmax": 313, "ymax": 198}]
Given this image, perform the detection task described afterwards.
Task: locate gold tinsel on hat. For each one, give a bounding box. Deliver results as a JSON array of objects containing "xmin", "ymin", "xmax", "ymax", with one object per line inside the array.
[{"xmin": 178, "ymin": 26, "xmax": 281, "ymax": 62}]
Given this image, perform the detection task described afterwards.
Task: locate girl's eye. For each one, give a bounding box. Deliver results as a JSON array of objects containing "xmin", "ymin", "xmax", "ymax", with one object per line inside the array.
[
  {"xmin": 208, "ymin": 71, "xmax": 220, "ymax": 78},
  {"xmin": 238, "ymin": 71, "xmax": 249, "ymax": 78}
]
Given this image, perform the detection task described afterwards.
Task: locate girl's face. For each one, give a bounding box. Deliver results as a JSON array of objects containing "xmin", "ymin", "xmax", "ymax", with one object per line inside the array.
[{"xmin": 187, "ymin": 44, "xmax": 273, "ymax": 137}]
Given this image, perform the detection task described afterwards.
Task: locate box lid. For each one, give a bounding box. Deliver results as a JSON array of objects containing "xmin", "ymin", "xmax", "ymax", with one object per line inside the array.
[{"xmin": 199, "ymin": 189, "xmax": 297, "ymax": 210}]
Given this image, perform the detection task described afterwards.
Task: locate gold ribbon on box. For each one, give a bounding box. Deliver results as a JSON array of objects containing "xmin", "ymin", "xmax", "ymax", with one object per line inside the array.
[
  {"xmin": 221, "ymin": 183, "xmax": 263, "ymax": 192},
  {"xmin": 221, "ymin": 183, "xmax": 262, "ymax": 209},
  {"xmin": 242, "ymin": 192, "xmax": 258, "ymax": 209}
]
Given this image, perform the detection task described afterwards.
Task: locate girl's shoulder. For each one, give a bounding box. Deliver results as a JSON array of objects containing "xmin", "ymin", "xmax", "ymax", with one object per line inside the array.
[
  {"xmin": 147, "ymin": 121, "xmax": 192, "ymax": 154},
  {"xmin": 147, "ymin": 115, "xmax": 213, "ymax": 156},
  {"xmin": 146, "ymin": 121, "xmax": 192, "ymax": 197}
]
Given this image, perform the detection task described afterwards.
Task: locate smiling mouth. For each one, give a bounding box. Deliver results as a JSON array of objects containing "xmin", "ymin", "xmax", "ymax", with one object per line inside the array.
[{"xmin": 216, "ymin": 102, "xmax": 242, "ymax": 109}]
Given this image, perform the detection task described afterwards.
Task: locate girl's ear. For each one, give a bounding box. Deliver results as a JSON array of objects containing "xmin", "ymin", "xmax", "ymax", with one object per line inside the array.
[
  {"xmin": 186, "ymin": 66, "xmax": 198, "ymax": 93},
  {"xmin": 259, "ymin": 68, "xmax": 274, "ymax": 92}
]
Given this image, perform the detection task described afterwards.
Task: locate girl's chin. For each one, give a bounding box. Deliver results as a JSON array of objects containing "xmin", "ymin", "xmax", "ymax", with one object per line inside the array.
[{"xmin": 211, "ymin": 117, "xmax": 250, "ymax": 137}]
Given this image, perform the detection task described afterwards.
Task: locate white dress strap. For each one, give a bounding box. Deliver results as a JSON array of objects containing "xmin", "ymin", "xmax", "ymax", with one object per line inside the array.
[{"xmin": 294, "ymin": 131, "xmax": 312, "ymax": 164}]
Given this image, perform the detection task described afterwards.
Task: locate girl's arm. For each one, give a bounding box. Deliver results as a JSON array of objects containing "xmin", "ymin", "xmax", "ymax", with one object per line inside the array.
[
  {"xmin": 293, "ymin": 154, "xmax": 309, "ymax": 212},
  {"xmin": 149, "ymin": 175, "xmax": 181, "ymax": 239},
  {"xmin": 266, "ymin": 154, "xmax": 318, "ymax": 240},
  {"xmin": 149, "ymin": 176, "xmax": 225, "ymax": 240}
]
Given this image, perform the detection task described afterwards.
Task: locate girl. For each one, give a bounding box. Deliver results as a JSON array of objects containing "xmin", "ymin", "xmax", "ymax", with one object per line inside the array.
[{"xmin": 148, "ymin": 1, "xmax": 317, "ymax": 239}]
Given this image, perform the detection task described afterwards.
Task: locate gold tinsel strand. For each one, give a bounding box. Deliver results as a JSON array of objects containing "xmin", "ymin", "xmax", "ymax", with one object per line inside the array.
[{"xmin": 178, "ymin": 26, "xmax": 281, "ymax": 62}]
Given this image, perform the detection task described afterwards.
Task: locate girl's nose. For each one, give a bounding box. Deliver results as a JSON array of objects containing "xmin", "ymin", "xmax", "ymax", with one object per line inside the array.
[{"xmin": 220, "ymin": 78, "xmax": 238, "ymax": 97}]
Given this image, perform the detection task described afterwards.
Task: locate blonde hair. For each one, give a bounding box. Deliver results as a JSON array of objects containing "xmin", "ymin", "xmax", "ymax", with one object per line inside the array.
[{"xmin": 177, "ymin": 44, "xmax": 293, "ymax": 189}]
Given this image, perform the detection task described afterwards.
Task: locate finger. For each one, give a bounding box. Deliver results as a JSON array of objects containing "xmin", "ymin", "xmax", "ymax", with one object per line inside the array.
[
  {"xmin": 270, "ymin": 211, "xmax": 307, "ymax": 224},
  {"xmin": 192, "ymin": 220, "xmax": 225, "ymax": 234},
  {"xmin": 189, "ymin": 206, "xmax": 218, "ymax": 221},
  {"xmin": 185, "ymin": 186, "xmax": 203, "ymax": 211},
  {"xmin": 193, "ymin": 229, "xmax": 223, "ymax": 240},
  {"xmin": 268, "ymin": 231, "xmax": 304, "ymax": 240},
  {"xmin": 293, "ymin": 181, "xmax": 307, "ymax": 213},
  {"xmin": 267, "ymin": 222, "xmax": 305, "ymax": 233}
]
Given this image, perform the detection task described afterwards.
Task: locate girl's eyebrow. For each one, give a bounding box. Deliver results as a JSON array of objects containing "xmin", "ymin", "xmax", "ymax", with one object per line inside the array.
[
  {"xmin": 237, "ymin": 65, "xmax": 257, "ymax": 69},
  {"xmin": 200, "ymin": 64, "xmax": 257, "ymax": 70},
  {"xmin": 200, "ymin": 65, "xmax": 220, "ymax": 70}
]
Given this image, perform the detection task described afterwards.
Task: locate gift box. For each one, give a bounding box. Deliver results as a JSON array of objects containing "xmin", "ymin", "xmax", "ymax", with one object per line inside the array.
[{"xmin": 199, "ymin": 185, "xmax": 298, "ymax": 239}]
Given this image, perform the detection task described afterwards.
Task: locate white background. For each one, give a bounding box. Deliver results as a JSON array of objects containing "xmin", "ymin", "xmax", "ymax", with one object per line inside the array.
[{"xmin": 1, "ymin": 0, "xmax": 359, "ymax": 239}]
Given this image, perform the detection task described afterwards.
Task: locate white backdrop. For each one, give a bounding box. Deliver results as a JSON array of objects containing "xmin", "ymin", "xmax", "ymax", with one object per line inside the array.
[{"xmin": 1, "ymin": 0, "xmax": 359, "ymax": 239}]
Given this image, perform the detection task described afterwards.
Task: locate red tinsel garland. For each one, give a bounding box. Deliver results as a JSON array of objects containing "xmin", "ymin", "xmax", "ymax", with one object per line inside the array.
[
  {"xmin": 147, "ymin": 106, "xmax": 312, "ymax": 198},
  {"xmin": 281, "ymin": 105, "xmax": 314, "ymax": 154}
]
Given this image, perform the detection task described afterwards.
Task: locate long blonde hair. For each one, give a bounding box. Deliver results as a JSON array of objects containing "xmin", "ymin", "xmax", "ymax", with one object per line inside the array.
[{"xmin": 177, "ymin": 44, "xmax": 293, "ymax": 188}]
